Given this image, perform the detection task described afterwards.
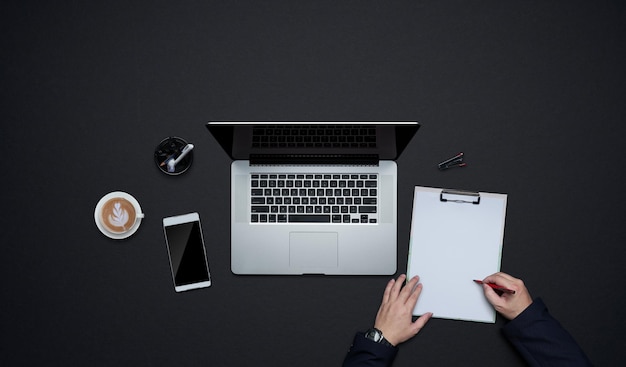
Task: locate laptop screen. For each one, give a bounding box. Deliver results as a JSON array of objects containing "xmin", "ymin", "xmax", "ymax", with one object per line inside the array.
[{"xmin": 207, "ymin": 122, "xmax": 419, "ymax": 163}]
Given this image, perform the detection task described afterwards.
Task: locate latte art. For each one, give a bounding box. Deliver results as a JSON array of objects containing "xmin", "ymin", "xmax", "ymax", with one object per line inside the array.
[
  {"xmin": 100, "ymin": 197, "xmax": 137, "ymax": 233},
  {"xmin": 109, "ymin": 202, "xmax": 130, "ymax": 228}
]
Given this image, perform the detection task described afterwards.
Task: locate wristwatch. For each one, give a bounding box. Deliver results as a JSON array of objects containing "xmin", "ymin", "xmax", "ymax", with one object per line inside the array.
[{"xmin": 364, "ymin": 328, "xmax": 395, "ymax": 347}]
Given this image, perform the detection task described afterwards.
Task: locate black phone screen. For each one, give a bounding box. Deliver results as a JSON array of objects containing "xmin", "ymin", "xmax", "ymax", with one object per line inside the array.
[{"xmin": 164, "ymin": 221, "xmax": 210, "ymax": 286}]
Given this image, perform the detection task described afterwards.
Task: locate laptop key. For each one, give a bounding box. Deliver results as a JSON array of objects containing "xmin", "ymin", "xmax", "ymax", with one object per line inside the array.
[
  {"xmin": 251, "ymin": 206, "xmax": 270, "ymax": 213},
  {"xmin": 359, "ymin": 206, "xmax": 377, "ymax": 213},
  {"xmin": 288, "ymin": 215, "xmax": 331, "ymax": 223},
  {"xmin": 251, "ymin": 197, "xmax": 265, "ymax": 204}
]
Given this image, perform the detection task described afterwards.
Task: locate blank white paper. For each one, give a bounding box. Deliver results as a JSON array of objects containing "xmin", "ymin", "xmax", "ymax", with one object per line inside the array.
[{"xmin": 407, "ymin": 186, "xmax": 507, "ymax": 323}]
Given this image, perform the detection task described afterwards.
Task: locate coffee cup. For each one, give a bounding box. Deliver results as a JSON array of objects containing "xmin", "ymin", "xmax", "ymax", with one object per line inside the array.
[{"xmin": 95, "ymin": 191, "xmax": 144, "ymax": 239}]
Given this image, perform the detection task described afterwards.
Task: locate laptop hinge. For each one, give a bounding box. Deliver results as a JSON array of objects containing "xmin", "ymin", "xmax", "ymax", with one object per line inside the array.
[{"xmin": 249, "ymin": 154, "xmax": 379, "ymax": 166}]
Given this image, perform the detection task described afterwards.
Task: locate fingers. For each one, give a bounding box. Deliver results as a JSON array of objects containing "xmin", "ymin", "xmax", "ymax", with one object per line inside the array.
[
  {"xmin": 388, "ymin": 274, "xmax": 407, "ymax": 302},
  {"xmin": 406, "ymin": 281, "xmax": 423, "ymax": 310},
  {"xmin": 482, "ymin": 273, "xmax": 517, "ymax": 301},
  {"xmin": 385, "ymin": 274, "xmax": 422, "ymax": 305},
  {"xmin": 483, "ymin": 272, "xmax": 528, "ymax": 295},
  {"xmin": 398, "ymin": 275, "xmax": 420, "ymax": 302},
  {"xmin": 482, "ymin": 283, "xmax": 504, "ymax": 306},
  {"xmin": 483, "ymin": 272, "xmax": 516, "ymax": 286},
  {"xmin": 381, "ymin": 278, "xmax": 395, "ymax": 305},
  {"xmin": 381, "ymin": 274, "xmax": 423, "ymax": 307}
]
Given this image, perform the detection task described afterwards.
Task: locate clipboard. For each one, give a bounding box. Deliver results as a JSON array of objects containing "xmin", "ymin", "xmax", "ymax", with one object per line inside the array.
[{"xmin": 407, "ymin": 186, "xmax": 508, "ymax": 323}]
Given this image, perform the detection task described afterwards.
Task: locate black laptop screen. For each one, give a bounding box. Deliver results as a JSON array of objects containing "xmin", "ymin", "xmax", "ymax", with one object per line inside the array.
[{"xmin": 206, "ymin": 122, "xmax": 419, "ymax": 162}]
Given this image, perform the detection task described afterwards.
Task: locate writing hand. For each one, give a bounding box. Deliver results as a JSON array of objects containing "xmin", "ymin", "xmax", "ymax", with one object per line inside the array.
[
  {"xmin": 374, "ymin": 274, "xmax": 433, "ymax": 346},
  {"xmin": 481, "ymin": 272, "xmax": 533, "ymax": 320}
]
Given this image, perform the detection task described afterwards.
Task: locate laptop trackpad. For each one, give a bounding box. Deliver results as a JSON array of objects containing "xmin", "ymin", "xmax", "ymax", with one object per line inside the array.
[{"xmin": 289, "ymin": 232, "xmax": 338, "ymax": 269}]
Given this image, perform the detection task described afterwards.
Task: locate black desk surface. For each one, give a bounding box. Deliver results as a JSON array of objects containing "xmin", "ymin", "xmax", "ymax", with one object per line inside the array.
[{"xmin": 3, "ymin": 1, "xmax": 625, "ymax": 365}]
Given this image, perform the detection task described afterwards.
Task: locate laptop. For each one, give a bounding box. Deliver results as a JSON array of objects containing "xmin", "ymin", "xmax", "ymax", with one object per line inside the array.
[{"xmin": 206, "ymin": 122, "xmax": 420, "ymax": 275}]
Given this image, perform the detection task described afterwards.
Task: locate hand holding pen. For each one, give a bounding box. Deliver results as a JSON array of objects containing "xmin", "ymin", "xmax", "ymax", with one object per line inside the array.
[{"xmin": 479, "ymin": 272, "xmax": 533, "ymax": 320}]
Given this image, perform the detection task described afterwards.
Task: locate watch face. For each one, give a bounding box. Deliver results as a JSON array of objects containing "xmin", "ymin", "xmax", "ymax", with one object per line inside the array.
[{"xmin": 366, "ymin": 329, "xmax": 383, "ymax": 342}]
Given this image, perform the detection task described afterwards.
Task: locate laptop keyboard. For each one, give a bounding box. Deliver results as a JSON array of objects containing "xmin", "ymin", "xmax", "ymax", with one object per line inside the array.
[
  {"xmin": 251, "ymin": 125, "xmax": 377, "ymax": 149},
  {"xmin": 250, "ymin": 173, "xmax": 378, "ymax": 224}
]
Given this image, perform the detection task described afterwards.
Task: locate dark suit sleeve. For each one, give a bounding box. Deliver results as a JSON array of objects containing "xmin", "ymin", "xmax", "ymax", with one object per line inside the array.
[
  {"xmin": 502, "ymin": 298, "xmax": 592, "ymax": 367},
  {"xmin": 342, "ymin": 332, "xmax": 398, "ymax": 367}
]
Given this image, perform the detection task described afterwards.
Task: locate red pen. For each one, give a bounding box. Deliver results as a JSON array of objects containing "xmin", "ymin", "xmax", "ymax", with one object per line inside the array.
[{"xmin": 473, "ymin": 280, "xmax": 516, "ymax": 294}]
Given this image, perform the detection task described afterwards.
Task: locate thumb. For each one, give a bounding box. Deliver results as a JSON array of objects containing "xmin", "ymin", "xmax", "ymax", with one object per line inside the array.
[{"xmin": 411, "ymin": 312, "xmax": 433, "ymax": 334}]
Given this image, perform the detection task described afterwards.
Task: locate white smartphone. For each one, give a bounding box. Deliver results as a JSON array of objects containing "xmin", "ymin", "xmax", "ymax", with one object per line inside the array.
[{"xmin": 163, "ymin": 212, "xmax": 211, "ymax": 292}]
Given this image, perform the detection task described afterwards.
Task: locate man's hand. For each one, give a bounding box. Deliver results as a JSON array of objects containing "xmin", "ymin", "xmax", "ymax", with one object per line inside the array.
[
  {"xmin": 374, "ymin": 274, "xmax": 433, "ymax": 346},
  {"xmin": 481, "ymin": 272, "xmax": 533, "ymax": 320}
]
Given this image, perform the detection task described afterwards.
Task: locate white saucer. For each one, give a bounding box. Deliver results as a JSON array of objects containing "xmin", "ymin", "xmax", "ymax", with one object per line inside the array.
[{"xmin": 94, "ymin": 191, "xmax": 144, "ymax": 239}]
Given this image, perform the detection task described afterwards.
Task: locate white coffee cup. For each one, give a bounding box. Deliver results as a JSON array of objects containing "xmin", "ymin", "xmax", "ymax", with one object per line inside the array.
[{"xmin": 94, "ymin": 191, "xmax": 144, "ymax": 239}]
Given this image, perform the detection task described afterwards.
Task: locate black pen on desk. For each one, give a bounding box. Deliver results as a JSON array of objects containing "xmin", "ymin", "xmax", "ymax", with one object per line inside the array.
[
  {"xmin": 438, "ymin": 152, "xmax": 464, "ymax": 170},
  {"xmin": 443, "ymin": 161, "xmax": 466, "ymax": 169}
]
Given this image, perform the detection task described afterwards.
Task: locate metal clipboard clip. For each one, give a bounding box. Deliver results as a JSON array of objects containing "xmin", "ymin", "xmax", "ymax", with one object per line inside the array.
[{"xmin": 440, "ymin": 189, "xmax": 481, "ymax": 205}]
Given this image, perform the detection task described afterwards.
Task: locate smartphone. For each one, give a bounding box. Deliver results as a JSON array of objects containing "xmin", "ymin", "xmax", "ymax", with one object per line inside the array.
[{"xmin": 163, "ymin": 212, "xmax": 211, "ymax": 292}]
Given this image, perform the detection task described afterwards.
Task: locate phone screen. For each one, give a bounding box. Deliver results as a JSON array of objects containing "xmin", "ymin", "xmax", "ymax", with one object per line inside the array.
[{"xmin": 164, "ymin": 219, "xmax": 211, "ymax": 289}]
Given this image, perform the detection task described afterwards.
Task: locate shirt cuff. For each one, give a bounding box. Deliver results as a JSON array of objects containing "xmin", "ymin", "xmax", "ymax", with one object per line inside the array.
[{"xmin": 348, "ymin": 332, "xmax": 398, "ymax": 363}]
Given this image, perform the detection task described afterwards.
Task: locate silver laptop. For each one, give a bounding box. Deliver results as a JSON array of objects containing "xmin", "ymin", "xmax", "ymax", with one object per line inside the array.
[{"xmin": 206, "ymin": 122, "xmax": 419, "ymax": 275}]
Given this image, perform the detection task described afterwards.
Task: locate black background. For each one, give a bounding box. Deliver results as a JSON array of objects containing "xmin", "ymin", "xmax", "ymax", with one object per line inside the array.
[{"xmin": 2, "ymin": 1, "xmax": 625, "ymax": 366}]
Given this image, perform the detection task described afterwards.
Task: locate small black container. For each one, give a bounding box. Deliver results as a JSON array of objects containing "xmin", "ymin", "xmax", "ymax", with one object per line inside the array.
[{"xmin": 154, "ymin": 137, "xmax": 193, "ymax": 176}]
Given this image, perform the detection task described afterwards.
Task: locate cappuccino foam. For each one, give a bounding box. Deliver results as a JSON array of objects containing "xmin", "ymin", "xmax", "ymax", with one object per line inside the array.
[{"xmin": 100, "ymin": 197, "xmax": 137, "ymax": 233}]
